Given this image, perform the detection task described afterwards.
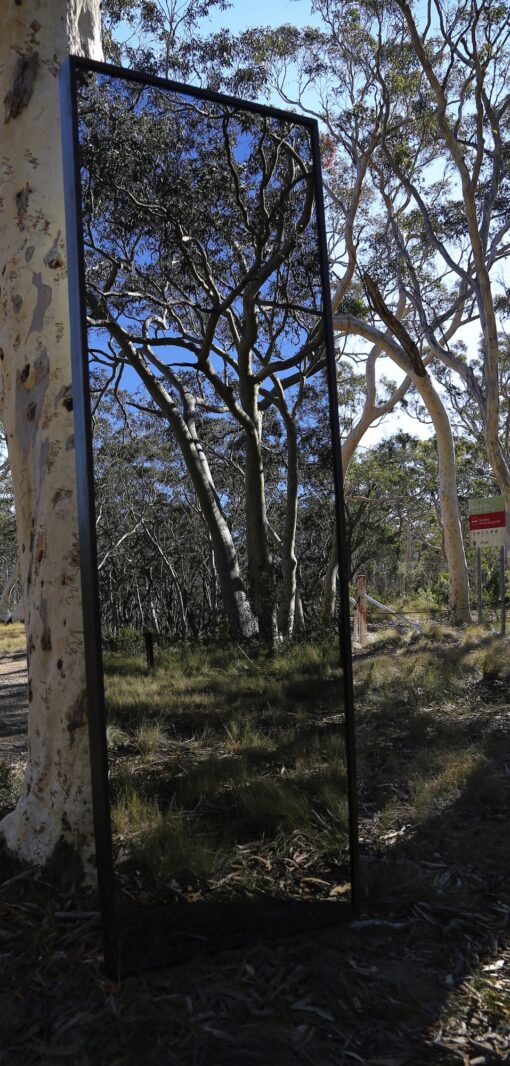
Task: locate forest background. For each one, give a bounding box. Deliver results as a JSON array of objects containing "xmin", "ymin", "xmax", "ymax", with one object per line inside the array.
[{"xmin": 2, "ymin": 0, "xmax": 510, "ymax": 641}]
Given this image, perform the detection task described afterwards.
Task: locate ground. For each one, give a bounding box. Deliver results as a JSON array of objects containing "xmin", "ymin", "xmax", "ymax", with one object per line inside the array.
[{"xmin": 0, "ymin": 623, "xmax": 508, "ymax": 1064}]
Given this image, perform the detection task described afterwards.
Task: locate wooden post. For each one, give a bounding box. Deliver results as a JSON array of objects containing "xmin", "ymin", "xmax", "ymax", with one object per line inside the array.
[
  {"xmin": 500, "ymin": 546, "xmax": 506, "ymax": 637},
  {"xmin": 144, "ymin": 629, "xmax": 155, "ymax": 670},
  {"xmin": 357, "ymin": 574, "xmax": 367, "ymax": 648},
  {"xmin": 476, "ymin": 548, "xmax": 483, "ymax": 625},
  {"xmin": 353, "ymin": 602, "xmax": 359, "ymax": 645}
]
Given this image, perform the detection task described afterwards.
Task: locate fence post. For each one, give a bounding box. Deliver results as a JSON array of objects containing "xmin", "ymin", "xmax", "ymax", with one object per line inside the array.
[
  {"xmin": 476, "ymin": 548, "xmax": 483, "ymax": 625},
  {"xmin": 144, "ymin": 629, "xmax": 155, "ymax": 670},
  {"xmin": 356, "ymin": 574, "xmax": 368, "ymax": 648},
  {"xmin": 353, "ymin": 601, "xmax": 359, "ymax": 645},
  {"xmin": 500, "ymin": 546, "xmax": 506, "ymax": 637}
]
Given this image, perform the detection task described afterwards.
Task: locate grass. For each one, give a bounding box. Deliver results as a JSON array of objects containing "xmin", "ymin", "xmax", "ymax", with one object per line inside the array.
[
  {"xmin": 103, "ymin": 638, "xmax": 347, "ymax": 899},
  {"xmin": 133, "ymin": 718, "xmax": 167, "ymax": 758},
  {"xmin": 100, "ymin": 626, "xmax": 510, "ymax": 904},
  {"xmin": 0, "ymin": 622, "xmax": 509, "ymax": 1063},
  {"xmin": 0, "ymin": 621, "xmax": 26, "ymax": 656}
]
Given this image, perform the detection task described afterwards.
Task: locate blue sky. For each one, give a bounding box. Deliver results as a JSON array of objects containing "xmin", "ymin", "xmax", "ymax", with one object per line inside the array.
[{"xmin": 206, "ymin": 0, "xmax": 320, "ymax": 33}]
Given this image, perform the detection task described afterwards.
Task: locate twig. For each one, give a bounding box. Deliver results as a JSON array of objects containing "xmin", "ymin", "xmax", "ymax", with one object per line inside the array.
[
  {"xmin": 54, "ymin": 911, "xmax": 100, "ymax": 920},
  {"xmin": 0, "ymin": 866, "xmax": 38, "ymax": 889},
  {"xmin": 235, "ymin": 643, "xmax": 258, "ymax": 670},
  {"xmin": 350, "ymin": 918, "xmax": 414, "ymax": 930}
]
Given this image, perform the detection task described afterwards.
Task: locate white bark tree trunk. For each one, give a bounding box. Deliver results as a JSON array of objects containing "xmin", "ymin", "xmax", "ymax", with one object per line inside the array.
[
  {"xmin": 278, "ymin": 412, "xmax": 298, "ymax": 638},
  {"xmin": 0, "ymin": 0, "xmax": 102, "ymax": 872},
  {"xmin": 244, "ymin": 412, "xmax": 278, "ymax": 646},
  {"xmin": 0, "ymin": 558, "xmax": 20, "ymax": 621},
  {"xmin": 120, "ymin": 338, "xmax": 259, "ymax": 639},
  {"xmin": 414, "ymin": 376, "xmax": 470, "ymax": 624},
  {"xmin": 334, "ymin": 313, "xmax": 471, "ymax": 625}
]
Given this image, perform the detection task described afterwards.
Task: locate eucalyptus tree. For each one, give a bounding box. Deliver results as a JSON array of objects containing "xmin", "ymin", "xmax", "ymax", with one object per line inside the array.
[
  {"xmin": 381, "ymin": 0, "xmax": 510, "ymax": 508},
  {"xmin": 78, "ymin": 72, "xmax": 329, "ymax": 644},
  {"xmin": 91, "ymin": 387, "xmax": 243, "ymax": 640},
  {"xmin": 308, "ymin": 0, "xmax": 510, "ymax": 534},
  {"xmin": 0, "ymin": 0, "xmax": 103, "ymax": 872},
  {"xmin": 177, "ymin": 3, "xmax": 473, "ymax": 623},
  {"xmin": 0, "ymin": 425, "xmax": 19, "ymax": 621}
]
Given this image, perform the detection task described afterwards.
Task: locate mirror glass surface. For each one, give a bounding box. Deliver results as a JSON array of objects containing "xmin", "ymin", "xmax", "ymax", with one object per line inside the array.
[{"xmin": 74, "ymin": 68, "xmax": 350, "ymax": 943}]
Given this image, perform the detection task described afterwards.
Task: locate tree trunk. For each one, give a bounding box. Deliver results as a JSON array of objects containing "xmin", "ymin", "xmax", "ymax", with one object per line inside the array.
[
  {"xmin": 322, "ymin": 381, "xmax": 471, "ymax": 625},
  {"xmin": 0, "ymin": 0, "xmax": 103, "ymax": 872},
  {"xmin": 333, "ymin": 316, "xmax": 471, "ymax": 625},
  {"xmin": 415, "ymin": 376, "xmax": 471, "ymax": 624},
  {"xmin": 321, "ymin": 533, "xmax": 339, "ymax": 625},
  {"xmin": 0, "ymin": 559, "xmax": 20, "ymax": 621},
  {"xmin": 242, "ymin": 385, "xmax": 278, "ymax": 645},
  {"xmin": 320, "ymin": 438, "xmax": 355, "ymax": 625},
  {"xmin": 278, "ymin": 414, "xmax": 298, "ymax": 637},
  {"xmin": 113, "ymin": 343, "xmax": 258, "ymax": 639}
]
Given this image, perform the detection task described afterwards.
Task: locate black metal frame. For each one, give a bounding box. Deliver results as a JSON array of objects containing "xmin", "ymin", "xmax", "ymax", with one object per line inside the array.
[{"xmin": 60, "ymin": 55, "xmax": 360, "ymax": 977}]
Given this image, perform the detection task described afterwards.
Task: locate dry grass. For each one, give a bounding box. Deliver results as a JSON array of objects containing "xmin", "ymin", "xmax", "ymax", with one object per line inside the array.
[{"xmin": 0, "ymin": 621, "xmax": 26, "ymax": 656}]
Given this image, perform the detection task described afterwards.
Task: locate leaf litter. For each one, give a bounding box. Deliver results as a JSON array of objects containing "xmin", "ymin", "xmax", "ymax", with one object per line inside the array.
[{"xmin": 0, "ymin": 629, "xmax": 509, "ymax": 1064}]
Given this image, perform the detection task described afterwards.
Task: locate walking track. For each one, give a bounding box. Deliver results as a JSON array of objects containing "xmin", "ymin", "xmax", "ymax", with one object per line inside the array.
[{"xmin": 0, "ymin": 652, "xmax": 28, "ymax": 763}]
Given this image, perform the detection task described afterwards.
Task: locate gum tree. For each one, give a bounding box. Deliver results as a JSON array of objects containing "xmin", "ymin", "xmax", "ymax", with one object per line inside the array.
[
  {"xmin": 0, "ymin": 0, "xmax": 102, "ymax": 872},
  {"xmin": 178, "ymin": 5, "xmax": 473, "ymax": 622}
]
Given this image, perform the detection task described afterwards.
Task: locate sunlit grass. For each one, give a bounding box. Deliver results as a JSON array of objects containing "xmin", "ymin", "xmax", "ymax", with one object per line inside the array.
[
  {"xmin": 224, "ymin": 717, "xmax": 277, "ymax": 758},
  {"xmin": 111, "ymin": 784, "xmax": 160, "ymax": 837},
  {"xmin": 103, "ymin": 627, "xmax": 509, "ymax": 902},
  {"xmin": 133, "ymin": 718, "xmax": 167, "ymax": 758},
  {"xmin": 102, "ymin": 637, "xmax": 351, "ymax": 894},
  {"xmin": 0, "ymin": 622, "xmax": 26, "ymax": 656},
  {"xmin": 410, "ymin": 750, "xmax": 483, "ymax": 822}
]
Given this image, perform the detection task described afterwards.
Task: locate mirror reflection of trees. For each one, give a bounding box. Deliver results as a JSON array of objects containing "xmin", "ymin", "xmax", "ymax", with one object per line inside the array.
[
  {"xmin": 78, "ymin": 73, "xmax": 350, "ymax": 909},
  {"xmin": 80, "ymin": 76, "xmax": 333, "ymax": 645}
]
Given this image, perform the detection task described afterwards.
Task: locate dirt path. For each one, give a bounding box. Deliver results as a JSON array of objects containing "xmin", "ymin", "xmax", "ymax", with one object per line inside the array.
[{"xmin": 0, "ymin": 652, "xmax": 28, "ymax": 763}]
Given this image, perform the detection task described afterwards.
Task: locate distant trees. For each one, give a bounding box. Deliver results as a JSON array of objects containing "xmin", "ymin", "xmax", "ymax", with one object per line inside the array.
[{"xmin": 89, "ymin": 388, "xmax": 340, "ymax": 639}]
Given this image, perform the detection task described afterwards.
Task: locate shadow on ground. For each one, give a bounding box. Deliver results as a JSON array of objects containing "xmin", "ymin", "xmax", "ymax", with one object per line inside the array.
[{"xmin": 0, "ymin": 636, "xmax": 508, "ymax": 1064}]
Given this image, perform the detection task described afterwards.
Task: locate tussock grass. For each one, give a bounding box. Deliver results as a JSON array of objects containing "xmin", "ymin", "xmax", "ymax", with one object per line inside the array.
[
  {"xmin": 133, "ymin": 718, "xmax": 167, "ymax": 758},
  {"xmin": 410, "ymin": 750, "xmax": 484, "ymax": 822},
  {"xmin": 0, "ymin": 622, "xmax": 26, "ymax": 656},
  {"xmin": 101, "ymin": 626, "xmax": 510, "ymax": 908},
  {"xmin": 224, "ymin": 718, "xmax": 276, "ymax": 758},
  {"xmin": 131, "ymin": 809, "xmax": 222, "ymax": 888},
  {"xmin": 101, "ymin": 637, "xmax": 349, "ymax": 896},
  {"xmin": 111, "ymin": 785, "xmax": 160, "ymax": 836}
]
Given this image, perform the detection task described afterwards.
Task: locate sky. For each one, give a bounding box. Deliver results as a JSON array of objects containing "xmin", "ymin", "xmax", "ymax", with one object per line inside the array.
[{"xmin": 204, "ymin": 0, "xmax": 321, "ymax": 33}]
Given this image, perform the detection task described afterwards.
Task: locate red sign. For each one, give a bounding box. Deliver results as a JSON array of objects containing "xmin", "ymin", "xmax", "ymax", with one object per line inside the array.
[{"xmin": 468, "ymin": 511, "xmax": 506, "ymax": 530}]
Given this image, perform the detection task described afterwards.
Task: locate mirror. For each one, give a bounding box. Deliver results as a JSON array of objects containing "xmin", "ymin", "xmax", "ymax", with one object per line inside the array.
[{"xmin": 61, "ymin": 58, "xmax": 357, "ymax": 974}]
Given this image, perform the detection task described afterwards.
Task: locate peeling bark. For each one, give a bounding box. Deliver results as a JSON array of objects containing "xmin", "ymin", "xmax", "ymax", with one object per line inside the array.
[
  {"xmin": 4, "ymin": 52, "xmax": 39, "ymax": 123},
  {"xmin": 0, "ymin": 0, "xmax": 102, "ymax": 872}
]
